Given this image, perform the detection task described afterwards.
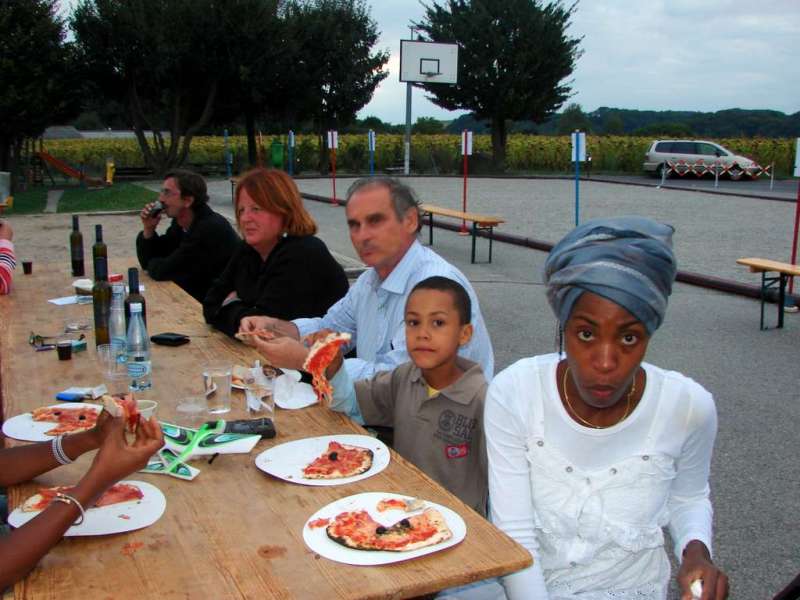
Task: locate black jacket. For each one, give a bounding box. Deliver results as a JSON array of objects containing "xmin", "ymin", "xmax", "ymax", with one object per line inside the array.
[
  {"xmin": 203, "ymin": 235, "xmax": 349, "ymax": 337},
  {"xmin": 136, "ymin": 203, "xmax": 240, "ymax": 302}
]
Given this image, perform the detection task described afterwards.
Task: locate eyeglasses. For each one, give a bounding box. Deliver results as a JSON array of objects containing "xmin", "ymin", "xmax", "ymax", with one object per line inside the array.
[{"xmin": 159, "ymin": 188, "xmax": 179, "ymax": 197}]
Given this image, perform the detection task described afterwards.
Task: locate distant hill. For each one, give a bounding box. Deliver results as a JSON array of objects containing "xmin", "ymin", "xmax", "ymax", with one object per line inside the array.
[{"xmin": 444, "ymin": 108, "xmax": 800, "ymax": 137}]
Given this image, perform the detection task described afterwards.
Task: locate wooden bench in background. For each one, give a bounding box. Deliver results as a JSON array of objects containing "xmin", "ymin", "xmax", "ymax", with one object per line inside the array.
[
  {"xmin": 736, "ymin": 257, "xmax": 800, "ymax": 329},
  {"xmin": 420, "ymin": 203, "xmax": 504, "ymax": 264}
]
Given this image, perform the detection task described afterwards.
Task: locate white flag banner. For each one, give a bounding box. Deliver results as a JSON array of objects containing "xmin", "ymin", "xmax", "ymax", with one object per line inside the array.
[
  {"xmin": 571, "ymin": 132, "xmax": 587, "ymax": 162},
  {"xmin": 368, "ymin": 130, "xmax": 376, "ymax": 151},
  {"xmin": 327, "ymin": 130, "xmax": 338, "ymax": 149},
  {"xmin": 461, "ymin": 130, "xmax": 473, "ymax": 156},
  {"xmin": 288, "ymin": 130, "xmax": 295, "ymax": 148}
]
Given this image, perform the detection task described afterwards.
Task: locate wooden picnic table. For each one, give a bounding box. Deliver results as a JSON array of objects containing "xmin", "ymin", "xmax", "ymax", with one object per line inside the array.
[
  {"xmin": 736, "ymin": 257, "xmax": 800, "ymax": 330},
  {"xmin": 419, "ymin": 204, "xmax": 504, "ymax": 264},
  {"xmin": 0, "ymin": 259, "xmax": 531, "ymax": 599}
]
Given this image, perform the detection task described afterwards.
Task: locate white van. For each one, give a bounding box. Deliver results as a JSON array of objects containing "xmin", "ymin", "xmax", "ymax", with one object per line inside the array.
[{"xmin": 643, "ymin": 140, "xmax": 758, "ymax": 180}]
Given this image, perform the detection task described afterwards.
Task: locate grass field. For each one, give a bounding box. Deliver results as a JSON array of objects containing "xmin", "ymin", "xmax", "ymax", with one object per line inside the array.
[
  {"xmin": 57, "ymin": 183, "xmax": 157, "ymax": 213},
  {"xmin": 1, "ymin": 189, "xmax": 48, "ymax": 214}
]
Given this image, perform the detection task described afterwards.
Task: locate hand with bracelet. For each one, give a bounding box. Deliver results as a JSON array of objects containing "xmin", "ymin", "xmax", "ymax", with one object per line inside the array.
[{"xmin": 0, "ymin": 410, "xmax": 163, "ymax": 588}]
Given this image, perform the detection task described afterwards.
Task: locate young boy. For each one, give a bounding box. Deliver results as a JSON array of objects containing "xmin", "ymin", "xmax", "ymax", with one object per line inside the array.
[{"xmin": 324, "ymin": 276, "xmax": 489, "ymax": 516}]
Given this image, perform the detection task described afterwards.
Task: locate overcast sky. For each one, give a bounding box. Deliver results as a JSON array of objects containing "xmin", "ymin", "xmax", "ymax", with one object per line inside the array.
[{"xmin": 362, "ymin": 0, "xmax": 800, "ymax": 124}]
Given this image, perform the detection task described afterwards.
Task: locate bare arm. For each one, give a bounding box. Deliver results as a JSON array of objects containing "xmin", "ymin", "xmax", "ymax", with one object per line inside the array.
[{"xmin": 0, "ymin": 417, "xmax": 163, "ymax": 588}]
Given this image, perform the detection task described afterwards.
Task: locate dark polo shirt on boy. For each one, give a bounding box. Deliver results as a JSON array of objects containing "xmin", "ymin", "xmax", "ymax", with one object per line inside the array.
[{"xmin": 354, "ymin": 357, "xmax": 488, "ymax": 516}]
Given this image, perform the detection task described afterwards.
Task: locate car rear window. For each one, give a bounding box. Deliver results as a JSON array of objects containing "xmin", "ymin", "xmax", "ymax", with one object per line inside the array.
[{"xmin": 655, "ymin": 142, "xmax": 673, "ymax": 152}]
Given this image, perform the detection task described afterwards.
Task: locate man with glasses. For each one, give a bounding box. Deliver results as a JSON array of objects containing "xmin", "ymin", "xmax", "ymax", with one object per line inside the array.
[{"xmin": 136, "ymin": 169, "xmax": 239, "ymax": 302}]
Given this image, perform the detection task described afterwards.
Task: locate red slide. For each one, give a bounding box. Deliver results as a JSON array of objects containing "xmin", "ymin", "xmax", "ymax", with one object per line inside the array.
[{"xmin": 37, "ymin": 151, "xmax": 104, "ymax": 187}]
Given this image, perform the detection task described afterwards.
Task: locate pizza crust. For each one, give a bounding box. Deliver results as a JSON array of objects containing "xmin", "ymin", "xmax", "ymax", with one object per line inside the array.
[{"xmin": 302, "ymin": 442, "xmax": 373, "ymax": 479}]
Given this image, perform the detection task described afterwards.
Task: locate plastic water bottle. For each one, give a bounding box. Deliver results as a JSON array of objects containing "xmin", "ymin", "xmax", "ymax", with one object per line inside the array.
[
  {"xmin": 109, "ymin": 282, "xmax": 127, "ymax": 348},
  {"xmin": 126, "ymin": 302, "xmax": 152, "ymax": 391}
]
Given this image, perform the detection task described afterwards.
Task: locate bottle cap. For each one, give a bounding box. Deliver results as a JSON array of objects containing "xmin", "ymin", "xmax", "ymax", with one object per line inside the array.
[
  {"xmin": 109, "ymin": 273, "xmax": 124, "ymax": 283},
  {"xmin": 72, "ymin": 215, "xmax": 79, "ymax": 229},
  {"xmin": 130, "ymin": 302, "xmax": 142, "ymax": 312}
]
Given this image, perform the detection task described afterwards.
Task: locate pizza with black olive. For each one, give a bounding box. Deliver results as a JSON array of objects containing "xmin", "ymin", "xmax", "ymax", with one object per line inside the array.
[
  {"xmin": 325, "ymin": 507, "xmax": 452, "ymax": 552},
  {"xmin": 31, "ymin": 405, "xmax": 99, "ymax": 436},
  {"xmin": 302, "ymin": 441, "xmax": 373, "ymax": 479}
]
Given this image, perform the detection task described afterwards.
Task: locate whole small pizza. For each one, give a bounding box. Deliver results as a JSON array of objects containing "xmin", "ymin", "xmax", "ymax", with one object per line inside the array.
[
  {"xmin": 31, "ymin": 405, "xmax": 100, "ymax": 436},
  {"xmin": 302, "ymin": 441, "xmax": 373, "ymax": 479},
  {"xmin": 326, "ymin": 508, "xmax": 452, "ymax": 552},
  {"xmin": 21, "ymin": 482, "xmax": 144, "ymax": 513}
]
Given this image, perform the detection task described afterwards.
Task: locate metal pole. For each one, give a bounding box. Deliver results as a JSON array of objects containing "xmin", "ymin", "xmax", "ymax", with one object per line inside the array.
[
  {"xmin": 770, "ymin": 162, "xmax": 775, "ymax": 191},
  {"xmin": 574, "ymin": 131, "xmax": 581, "ymax": 226},
  {"xmin": 404, "ymin": 82, "xmax": 412, "ymax": 176},
  {"xmin": 461, "ymin": 132, "xmax": 468, "ymax": 234},
  {"xmin": 224, "ymin": 129, "xmax": 232, "ymax": 178},
  {"xmin": 788, "ymin": 177, "xmax": 800, "ymax": 295}
]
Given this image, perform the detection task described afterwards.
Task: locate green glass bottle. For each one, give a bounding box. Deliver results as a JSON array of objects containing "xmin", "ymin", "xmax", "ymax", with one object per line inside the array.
[
  {"xmin": 92, "ymin": 224, "xmax": 108, "ymax": 279},
  {"xmin": 70, "ymin": 215, "xmax": 85, "ymax": 276},
  {"xmin": 92, "ymin": 256, "xmax": 111, "ymax": 347},
  {"xmin": 124, "ymin": 267, "xmax": 147, "ymax": 328}
]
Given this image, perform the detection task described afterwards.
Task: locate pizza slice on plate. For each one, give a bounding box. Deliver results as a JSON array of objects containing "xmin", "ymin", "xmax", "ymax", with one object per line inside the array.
[
  {"xmin": 31, "ymin": 406, "xmax": 99, "ymax": 436},
  {"xmin": 21, "ymin": 482, "xmax": 144, "ymax": 513},
  {"xmin": 302, "ymin": 332, "xmax": 351, "ymax": 405},
  {"xmin": 102, "ymin": 393, "xmax": 140, "ymax": 432},
  {"xmin": 326, "ymin": 507, "xmax": 452, "ymax": 552},
  {"xmin": 302, "ymin": 441, "xmax": 373, "ymax": 479}
]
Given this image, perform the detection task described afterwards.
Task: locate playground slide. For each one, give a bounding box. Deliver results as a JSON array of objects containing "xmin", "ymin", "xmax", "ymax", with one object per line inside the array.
[{"xmin": 37, "ymin": 151, "xmax": 104, "ymax": 187}]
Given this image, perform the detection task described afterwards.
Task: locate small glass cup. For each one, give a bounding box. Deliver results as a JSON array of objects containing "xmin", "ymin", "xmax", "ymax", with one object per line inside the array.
[
  {"xmin": 105, "ymin": 372, "xmax": 130, "ymax": 396},
  {"xmin": 176, "ymin": 396, "xmax": 207, "ymax": 428},
  {"xmin": 245, "ymin": 372, "xmax": 275, "ymax": 416},
  {"xmin": 97, "ymin": 342, "xmax": 127, "ymax": 376},
  {"xmin": 56, "ymin": 340, "xmax": 72, "ymax": 361},
  {"xmin": 203, "ymin": 363, "xmax": 232, "ymax": 414},
  {"xmin": 22, "ymin": 261, "xmax": 33, "ymax": 275}
]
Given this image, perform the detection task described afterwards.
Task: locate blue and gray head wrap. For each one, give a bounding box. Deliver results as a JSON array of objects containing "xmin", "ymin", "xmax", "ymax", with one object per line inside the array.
[{"xmin": 543, "ymin": 216, "xmax": 677, "ymax": 335}]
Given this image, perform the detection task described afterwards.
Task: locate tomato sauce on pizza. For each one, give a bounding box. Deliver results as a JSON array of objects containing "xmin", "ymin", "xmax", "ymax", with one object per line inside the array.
[
  {"xmin": 31, "ymin": 406, "xmax": 99, "ymax": 436},
  {"xmin": 325, "ymin": 508, "xmax": 451, "ymax": 552},
  {"xmin": 302, "ymin": 441, "xmax": 373, "ymax": 479}
]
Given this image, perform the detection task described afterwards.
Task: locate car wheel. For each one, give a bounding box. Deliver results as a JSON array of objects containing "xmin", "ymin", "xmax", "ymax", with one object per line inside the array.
[{"xmin": 728, "ymin": 165, "xmax": 743, "ymax": 181}]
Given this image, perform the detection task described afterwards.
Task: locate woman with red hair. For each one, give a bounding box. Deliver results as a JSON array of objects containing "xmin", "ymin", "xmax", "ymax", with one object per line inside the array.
[{"xmin": 203, "ymin": 168, "xmax": 348, "ymax": 337}]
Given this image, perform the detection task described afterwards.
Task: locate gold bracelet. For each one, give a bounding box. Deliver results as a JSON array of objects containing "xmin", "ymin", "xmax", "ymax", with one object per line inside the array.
[{"xmin": 53, "ymin": 493, "xmax": 85, "ymax": 525}]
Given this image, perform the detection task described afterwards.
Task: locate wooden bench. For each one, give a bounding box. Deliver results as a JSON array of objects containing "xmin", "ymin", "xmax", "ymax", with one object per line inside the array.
[
  {"xmin": 736, "ymin": 257, "xmax": 800, "ymax": 329},
  {"xmin": 419, "ymin": 203, "xmax": 504, "ymax": 264}
]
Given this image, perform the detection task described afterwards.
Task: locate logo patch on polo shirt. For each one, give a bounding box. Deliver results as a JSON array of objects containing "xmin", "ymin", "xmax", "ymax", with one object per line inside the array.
[{"xmin": 445, "ymin": 443, "xmax": 468, "ymax": 459}]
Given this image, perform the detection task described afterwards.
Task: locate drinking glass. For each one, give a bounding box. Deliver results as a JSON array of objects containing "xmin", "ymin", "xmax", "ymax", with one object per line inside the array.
[
  {"xmin": 203, "ymin": 364, "xmax": 232, "ymax": 414},
  {"xmin": 97, "ymin": 342, "xmax": 126, "ymax": 376}
]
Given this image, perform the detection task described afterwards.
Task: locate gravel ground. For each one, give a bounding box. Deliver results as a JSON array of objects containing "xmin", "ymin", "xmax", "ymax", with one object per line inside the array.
[{"xmin": 5, "ymin": 177, "xmax": 799, "ymax": 599}]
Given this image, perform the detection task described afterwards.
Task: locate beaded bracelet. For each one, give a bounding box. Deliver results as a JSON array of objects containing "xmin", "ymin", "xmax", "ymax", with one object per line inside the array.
[
  {"xmin": 51, "ymin": 435, "xmax": 73, "ymax": 465},
  {"xmin": 53, "ymin": 493, "xmax": 85, "ymax": 525}
]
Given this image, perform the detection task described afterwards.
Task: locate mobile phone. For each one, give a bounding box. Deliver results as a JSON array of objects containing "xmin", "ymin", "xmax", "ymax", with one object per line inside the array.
[
  {"xmin": 205, "ymin": 418, "xmax": 276, "ymax": 438},
  {"xmin": 150, "ymin": 332, "xmax": 190, "ymax": 346}
]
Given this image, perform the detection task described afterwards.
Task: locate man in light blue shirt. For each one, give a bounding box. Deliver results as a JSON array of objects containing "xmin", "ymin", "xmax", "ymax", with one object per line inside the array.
[{"xmin": 242, "ymin": 177, "xmax": 494, "ymax": 381}]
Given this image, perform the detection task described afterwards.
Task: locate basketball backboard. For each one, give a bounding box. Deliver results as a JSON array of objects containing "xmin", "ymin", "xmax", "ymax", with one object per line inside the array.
[{"xmin": 399, "ymin": 40, "xmax": 458, "ymax": 84}]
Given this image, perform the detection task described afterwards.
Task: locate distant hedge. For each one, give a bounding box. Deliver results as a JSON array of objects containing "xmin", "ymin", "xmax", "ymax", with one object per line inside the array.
[{"xmin": 42, "ymin": 134, "xmax": 797, "ymax": 177}]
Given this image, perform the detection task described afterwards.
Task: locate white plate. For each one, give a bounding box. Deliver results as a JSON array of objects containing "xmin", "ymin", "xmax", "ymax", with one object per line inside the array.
[
  {"xmin": 2, "ymin": 403, "xmax": 102, "ymax": 442},
  {"xmin": 7, "ymin": 480, "xmax": 166, "ymax": 536},
  {"xmin": 302, "ymin": 491, "xmax": 466, "ymax": 565},
  {"xmin": 255, "ymin": 434, "xmax": 389, "ymax": 486}
]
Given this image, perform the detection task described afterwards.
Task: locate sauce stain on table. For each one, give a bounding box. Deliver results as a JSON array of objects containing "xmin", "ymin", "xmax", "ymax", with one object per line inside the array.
[{"xmin": 257, "ymin": 544, "xmax": 287, "ymax": 560}]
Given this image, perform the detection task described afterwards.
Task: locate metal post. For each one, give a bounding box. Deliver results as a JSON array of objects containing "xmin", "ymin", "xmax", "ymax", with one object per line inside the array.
[
  {"xmin": 368, "ymin": 130, "xmax": 375, "ymax": 176},
  {"xmin": 404, "ymin": 82, "xmax": 412, "ymax": 176},
  {"xmin": 574, "ymin": 130, "xmax": 581, "ymax": 226},
  {"xmin": 788, "ymin": 177, "xmax": 800, "ymax": 295},
  {"xmin": 287, "ymin": 130, "xmax": 295, "ymax": 176},
  {"xmin": 224, "ymin": 129, "xmax": 232, "ymax": 178},
  {"xmin": 770, "ymin": 162, "xmax": 775, "ymax": 191},
  {"xmin": 714, "ymin": 160, "xmax": 719, "ymax": 189}
]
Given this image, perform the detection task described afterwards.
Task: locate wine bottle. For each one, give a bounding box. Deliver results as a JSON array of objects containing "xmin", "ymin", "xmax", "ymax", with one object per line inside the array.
[
  {"xmin": 92, "ymin": 256, "xmax": 111, "ymax": 347},
  {"xmin": 92, "ymin": 224, "xmax": 107, "ymax": 279},
  {"xmin": 124, "ymin": 267, "xmax": 147, "ymax": 328},
  {"xmin": 70, "ymin": 215, "xmax": 85, "ymax": 276}
]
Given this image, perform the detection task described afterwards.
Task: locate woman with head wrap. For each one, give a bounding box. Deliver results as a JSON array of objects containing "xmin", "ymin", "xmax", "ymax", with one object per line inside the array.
[{"xmin": 485, "ymin": 217, "xmax": 728, "ymax": 599}]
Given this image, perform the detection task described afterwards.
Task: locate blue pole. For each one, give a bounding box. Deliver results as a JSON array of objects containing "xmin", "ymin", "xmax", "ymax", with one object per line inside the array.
[
  {"xmin": 368, "ymin": 130, "xmax": 375, "ymax": 176},
  {"xmin": 574, "ymin": 132, "xmax": 581, "ymax": 226},
  {"xmin": 224, "ymin": 129, "xmax": 232, "ymax": 178},
  {"xmin": 287, "ymin": 130, "xmax": 295, "ymax": 176}
]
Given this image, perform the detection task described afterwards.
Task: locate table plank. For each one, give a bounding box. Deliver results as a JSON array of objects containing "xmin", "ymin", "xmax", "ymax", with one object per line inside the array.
[
  {"xmin": 736, "ymin": 257, "xmax": 800, "ymax": 277},
  {"xmin": 420, "ymin": 204, "xmax": 505, "ymax": 226},
  {"xmin": 1, "ymin": 260, "xmax": 531, "ymax": 599}
]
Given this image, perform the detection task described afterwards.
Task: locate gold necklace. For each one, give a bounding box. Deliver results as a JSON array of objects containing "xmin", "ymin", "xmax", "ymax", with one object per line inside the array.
[{"xmin": 561, "ymin": 366, "xmax": 637, "ymax": 429}]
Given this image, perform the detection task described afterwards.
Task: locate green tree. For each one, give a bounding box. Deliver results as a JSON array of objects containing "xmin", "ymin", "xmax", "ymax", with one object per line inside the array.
[
  {"xmin": 283, "ymin": 0, "xmax": 389, "ymax": 171},
  {"xmin": 71, "ymin": 0, "xmax": 230, "ymax": 175},
  {"xmin": 416, "ymin": 0, "xmax": 581, "ymax": 169},
  {"xmin": 602, "ymin": 112, "xmax": 625, "ymax": 135},
  {"xmin": 0, "ymin": 1, "xmax": 80, "ymax": 185},
  {"xmin": 557, "ymin": 103, "xmax": 592, "ymax": 135},
  {"xmin": 413, "ymin": 117, "xmax": 446, "ymax": 134}
]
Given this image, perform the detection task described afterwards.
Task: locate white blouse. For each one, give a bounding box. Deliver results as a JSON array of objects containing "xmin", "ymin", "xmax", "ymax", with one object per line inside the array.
[{"xmin": 485, "ymin": 354, "xmax": 717, "ymax": 600}]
